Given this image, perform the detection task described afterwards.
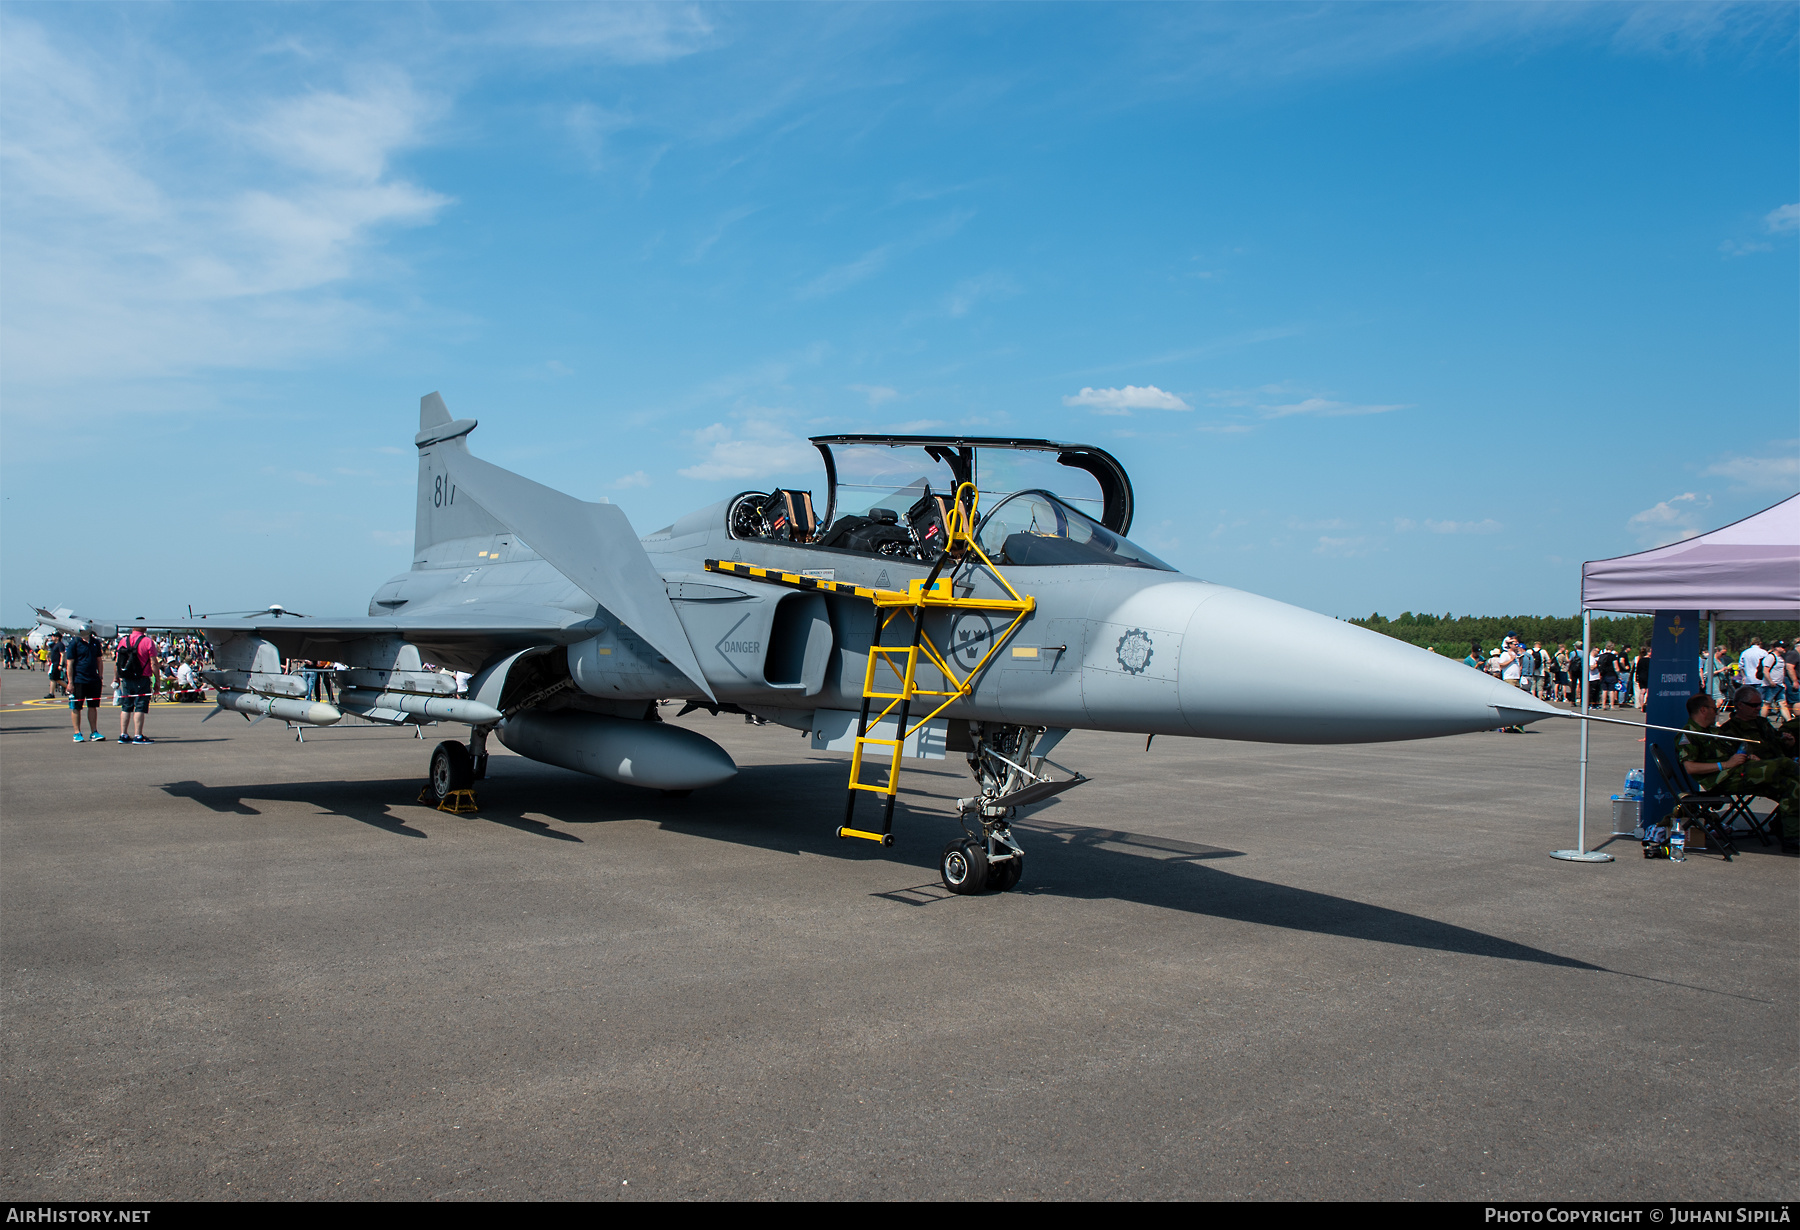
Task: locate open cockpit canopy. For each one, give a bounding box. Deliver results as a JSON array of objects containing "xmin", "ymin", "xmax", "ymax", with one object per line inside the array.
[
  {"xmin": 724, "ymin": 434, "xmax": 1167, "ymax": 568},
  {"xmin": 810, "ymin": 435, "xmax": 1134, "ymax": 535}
]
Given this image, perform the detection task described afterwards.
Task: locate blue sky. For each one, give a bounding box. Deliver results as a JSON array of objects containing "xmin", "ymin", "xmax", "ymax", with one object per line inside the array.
[{"xmin": 2, "ymin": 2, "xmax": 1795, "ymax": 623}]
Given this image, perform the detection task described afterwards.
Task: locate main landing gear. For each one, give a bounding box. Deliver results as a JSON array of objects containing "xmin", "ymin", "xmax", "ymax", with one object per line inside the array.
[
  {"xmin": 423, "ymin": 726, "xmax": 492, "ymax": 806},
  {"xmin": 938, "ymin": 723, "xmax": 1087, "ymax": 896}
]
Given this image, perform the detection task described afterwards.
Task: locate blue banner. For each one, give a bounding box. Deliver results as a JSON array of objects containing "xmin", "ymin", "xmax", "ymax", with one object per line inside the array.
[{"xmin": 1642, "ymin": 609, "xmax": 1699, "ymax": 828}]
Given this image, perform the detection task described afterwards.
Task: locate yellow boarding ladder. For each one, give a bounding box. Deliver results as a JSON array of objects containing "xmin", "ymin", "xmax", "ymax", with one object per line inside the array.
[
  {"xmin": 838, "ymin": 483, "xmax": 1033, "ymax": 845},
  {"xmin": 705, "ymin": 482, "xmax": 1034, "ymax": 846}
]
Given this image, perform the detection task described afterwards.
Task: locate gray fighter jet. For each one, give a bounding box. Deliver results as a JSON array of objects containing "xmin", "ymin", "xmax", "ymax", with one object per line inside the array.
[{"xmin": 41, "ymin": 393, "xmax": 1560, "ymax": 894}]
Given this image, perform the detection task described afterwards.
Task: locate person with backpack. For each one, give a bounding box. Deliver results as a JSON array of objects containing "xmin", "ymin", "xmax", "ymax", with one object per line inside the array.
[
  {"xmin": 44, "ymin": 632, "xmax": 67, "ymax": 700},
  {"xmin": 1525, "ymin": 641, "xmax": 1547, "ymax": 699},
  {"xmin": 115, "ymin": 619, "xmax": 158, "ymax": 744},
  {"xmin": 1740, "ymin": 635, "xmax": 1777, "ymax": 717}
]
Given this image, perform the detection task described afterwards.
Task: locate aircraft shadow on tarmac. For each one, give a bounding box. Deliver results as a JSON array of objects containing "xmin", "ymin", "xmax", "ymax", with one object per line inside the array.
[
  {"xmin": 161, "ymin": 754, "xmax": 1598, "ymax": 973},
  {"xmin": 161, "ymin": 777, "xmax": 580, "ymax": 843}
]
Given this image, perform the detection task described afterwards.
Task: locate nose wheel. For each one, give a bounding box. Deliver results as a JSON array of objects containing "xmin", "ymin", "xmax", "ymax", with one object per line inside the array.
[
  {"xmin": 940, "ymin": 838, "xmax": 988, "ymax": 894},
  {"xmin": 939, "ymin": 830, "xmax": 1025, "ymax": 895}
]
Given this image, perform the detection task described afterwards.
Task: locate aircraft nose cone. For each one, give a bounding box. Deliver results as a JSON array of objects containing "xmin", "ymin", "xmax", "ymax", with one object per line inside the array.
[{"xmin": 1176, "ymin": 587, "xmax": 1561, "ymax": 743}]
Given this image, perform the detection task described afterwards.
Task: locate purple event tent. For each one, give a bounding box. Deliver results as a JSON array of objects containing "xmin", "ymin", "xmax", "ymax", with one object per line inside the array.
[
  {"xmin": 1553, "ymin": 492, "xmax": 1798, "ymax": 862},
  {"xmin": 1581, "ymin": 493, "xmax": 1800, "ymax": 619}
]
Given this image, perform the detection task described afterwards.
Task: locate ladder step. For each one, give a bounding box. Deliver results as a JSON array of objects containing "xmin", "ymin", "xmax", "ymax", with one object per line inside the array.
[{"xmin": 837, "ymin": 826, "xmax": 894, "ymax": 846}]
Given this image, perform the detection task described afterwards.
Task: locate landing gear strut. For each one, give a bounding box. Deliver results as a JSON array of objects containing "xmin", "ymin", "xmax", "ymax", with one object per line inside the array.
[
  {"xmin": 468, "ymin": 725, "xmax": 491, "ymax": 781},
  {"xmin": 939, "ymin": 723, "xmax": 1086, "ymax": 895}
]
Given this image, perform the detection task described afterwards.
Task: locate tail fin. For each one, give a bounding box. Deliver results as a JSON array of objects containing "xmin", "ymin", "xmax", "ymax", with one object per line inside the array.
[
  {"xmin": 414, "ymin": 392, "xmax": 505, "ymax": 562},
  {"xmin": 420, "ymin": 391, "xmax": 452, "ymax": 431}
]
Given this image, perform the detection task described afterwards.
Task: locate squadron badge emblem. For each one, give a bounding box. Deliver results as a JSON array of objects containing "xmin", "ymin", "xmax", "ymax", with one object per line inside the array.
[{"xmin": 1115, "ymin": 628, "xmax": 1154, "ymax": 675}]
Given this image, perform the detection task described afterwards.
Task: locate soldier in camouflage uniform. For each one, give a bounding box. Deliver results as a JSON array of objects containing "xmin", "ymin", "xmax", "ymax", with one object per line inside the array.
[{"xmin": 1677, "ymin": 688, "xmax": 1797, "ymax": 852}]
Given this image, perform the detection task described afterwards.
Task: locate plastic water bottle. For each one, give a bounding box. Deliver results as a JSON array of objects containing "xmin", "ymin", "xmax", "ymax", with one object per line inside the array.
[
  {"xmin": 1624, "ymin": 768, "xmax": 1644, "ymax": 800},
  {"xmin": 1670, "ymin": 825, "xmax": 1686, "ymax": 862}
]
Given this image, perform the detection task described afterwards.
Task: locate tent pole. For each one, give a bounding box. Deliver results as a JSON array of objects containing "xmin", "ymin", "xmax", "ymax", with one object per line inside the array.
[
  {"xmin": 1579, "ymin": 608, "xmax": 1590, "ymax": 845},
  {"xmin": 1553, "ymin": 607, "xmax": 1611, "ymax": 862},
  {"xmin": 1705, "ymin": 615, "xmax": 1716, "ymax": 698}
]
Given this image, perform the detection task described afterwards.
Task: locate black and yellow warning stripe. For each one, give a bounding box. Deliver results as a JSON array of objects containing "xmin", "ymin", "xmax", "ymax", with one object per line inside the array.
[
  {"xmin": 704, "ymin": 559, "xmax": 884, "ymax": 600},
  {"xmin": 705, "ymin": 558, "xmax": 1033, "ymax": 614}
]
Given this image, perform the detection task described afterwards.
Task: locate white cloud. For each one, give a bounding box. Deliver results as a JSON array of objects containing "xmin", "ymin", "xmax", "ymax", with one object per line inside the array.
[
  {"xmin": 797, "ymin": 211, "xmax": 973, "ymax": 301},
  {"xmin": 1628, "ymin": 492, "xmax": 1712, "ymax": 546},
  {"xmin": 798, "ymin": 245, "xmax": 892, "ymax": 299},
  {"xmin": 850, "ymin": 384, "xmax": 898, "ymax": 407},
  {"xmin": 677, "ymin": 419, "xmax": 820, "ymax": 481},
  {"xmin": 483, "ymin": 4, "xmax": 714, "ymax": 63},
  {"xmin": 612, "ymin": 471, "xmax": 653, "ymax": 489},
  {"xmin": 1720, "ymin": 239, "xmax": 1773, "ymax": 257},
  {"xmin": 944, "ymin": 272, "xmax": 1018, "ymax": 318},
  {"xmin": 1188, "ymin": 384, "xmax": 1407, "ymax": 429},
  {"xmin": 1258, "ymin": 397, "xmax": 1407, "ymax": 419},
  {"xmin": 0, "ymin": 22, "xmax": 450, "ymax": 392},
  {"xmin": 263, "ymin": 465, "xmax": 331, "ymax": 487},
  {"xmin": 1702, "ymin": 443, "xmax": 1800, "ymax": 491},
  {"xmin": 1721, "ymin": 204, "xmax": 1796, "ymax": 257},
  {"xmin": 1315, "ymin": 536, "xmax": 1370, "ymax": 557},
  {"xmin": 1063, "ymin": 385, "xmax": 1191, "ymax": 415},
  {"xmin": 1424, "ymin": 518, "xmax": 1503, "ymax": 535},
  {"xmin": 687, "ymin": 204, "xmax": 760, "ymax": 263}
]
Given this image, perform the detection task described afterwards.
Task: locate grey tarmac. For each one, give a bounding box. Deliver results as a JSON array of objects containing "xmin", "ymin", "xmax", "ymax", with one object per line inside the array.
[{"xmin": 1, "ymin": 698, "xmax": 1794, "ymax": 1201}]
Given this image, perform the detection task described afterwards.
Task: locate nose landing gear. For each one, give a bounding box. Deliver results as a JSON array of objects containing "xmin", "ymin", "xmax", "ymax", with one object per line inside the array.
[{"xmin": 941, "ymin": 723, "xmax": 1085, "ymax": 894}]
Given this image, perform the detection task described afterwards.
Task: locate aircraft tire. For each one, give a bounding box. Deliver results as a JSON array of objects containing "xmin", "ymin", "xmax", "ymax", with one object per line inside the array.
[
  {"xmin": 429, "ymin": 740, "xmax": 474, "ymax": 803},
  {"xmin": 940, "ymin": 838, "xmax": 989, "ymax": 895},
  {"xmin": 988, "ymin": 854, "xmax": 1023, "ymax": 892}
]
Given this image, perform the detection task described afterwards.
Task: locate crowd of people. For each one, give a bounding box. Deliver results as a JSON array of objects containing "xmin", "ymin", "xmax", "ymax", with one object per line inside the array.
[
  {"xmin": 1448, "ymin": 636, "xmax": 1649, "ymax": 710},
  {"xmin": 3, "ymin": 629, "xmax": 474, "ymax": 744},
  {"xmin": 2, "ymin": 624, "xmax": 218, "ymax": 744},
  {"xmin": 1440, "ymin": 632, "xmax": 1799, "ymax": 722}
]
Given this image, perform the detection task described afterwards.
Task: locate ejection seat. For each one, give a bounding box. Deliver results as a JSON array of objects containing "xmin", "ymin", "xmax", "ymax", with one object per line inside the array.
[
  {"xmin": 770, "ymin": 489, "xmax": 820, "ymax": 543},
  {"xmin": 819, "ymin": 506, "xmax": 914, "ymax": 555},
  {"xmin": 907, "ymin": 490, "xmax": 955, "ymax": 556}
]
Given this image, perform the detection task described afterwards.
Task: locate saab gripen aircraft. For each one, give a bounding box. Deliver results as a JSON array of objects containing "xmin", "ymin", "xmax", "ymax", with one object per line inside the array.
[{"xmin": 41, "ymin": 393, "xmax": 1562, "ymax": 895}]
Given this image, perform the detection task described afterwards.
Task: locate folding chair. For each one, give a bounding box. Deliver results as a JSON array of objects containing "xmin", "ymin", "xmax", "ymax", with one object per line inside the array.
[
  {"xmin": 1714, "ymin": 777, "xmax": 1778, "ymax": 847},
  {"xmin": 1648, "ymin": 744, "xmax": 1738, "ymax": 859},
  {"xmin": 1664, "ymin": 741, "xmax": 1776, "ymax": 846}
]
